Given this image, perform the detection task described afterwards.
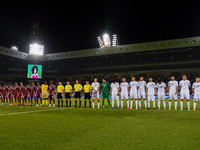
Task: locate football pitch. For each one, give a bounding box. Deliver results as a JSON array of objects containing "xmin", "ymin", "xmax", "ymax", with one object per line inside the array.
[{"xmin": 0, "ymin": 98, "xmax": 200, "ymax": 150}]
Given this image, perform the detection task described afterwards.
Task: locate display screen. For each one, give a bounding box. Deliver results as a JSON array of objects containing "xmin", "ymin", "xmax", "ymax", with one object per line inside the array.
[{"xmin": 27, "ymin": 64, "xmax": 42, "ymax": 79}]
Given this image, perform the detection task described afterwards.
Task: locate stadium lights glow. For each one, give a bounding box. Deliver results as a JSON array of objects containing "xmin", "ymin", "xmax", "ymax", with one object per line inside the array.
[
  {"xmin": 29, "ymin": 43, "xmax": 44, "ymax": 55},
  {"xmin": 97, "ymin": 34, "xmax": 118, "ymax": 48},
  {"xmin": 10, "ymin": 45, "xmax": 18, "ymax": 51}
]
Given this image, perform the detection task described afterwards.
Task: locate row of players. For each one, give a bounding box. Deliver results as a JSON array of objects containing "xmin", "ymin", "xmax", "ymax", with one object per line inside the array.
[{"xmin": 0, "ymin": 75, "xmax": 200, "ymax": 111}]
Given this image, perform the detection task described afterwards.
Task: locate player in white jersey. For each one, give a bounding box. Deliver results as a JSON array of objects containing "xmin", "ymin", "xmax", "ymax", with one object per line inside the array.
[
  {"xmin": 110, "ymin": 80, "xmax": 119, "ymax": 109},
  {"xmin": 91, "ymin": 78, "xmax": 100, "ymax": 108},
  {"xmin": 129, "ymin": 77, "xmax": 138, "ymax": 109},
  {"xmin": 192, "ymin": 77, "xmax": 200, "ymax": 111},
  {"xmin": 168, "ymin": 75, "xmax": 178, "ymax": 110},
  {"xmin": 179, "ymin": 75, "xmax": 191, "ymax": 111},
  {"xmin": 156, "ymin": 79, "xmax": 166, "ymax": 110},
  {"xmin": 146, "ymin": 77, "xmax": 156, "ymax": 109},
  {"xmin": 138, "ymin": 76, "xmax": 147, "ymax": 109},
  {"xmin": 120, "ymin": 78, "xmax": 129, "ymax": 109}
]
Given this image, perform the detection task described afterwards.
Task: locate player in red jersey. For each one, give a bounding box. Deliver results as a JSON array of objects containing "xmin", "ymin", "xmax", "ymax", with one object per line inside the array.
[
  {"xmin": 0, "ymin": 84, "xmax": 3, "ymax": 105},
  {"xmin": 36, "ymin": 82, "xmax": 42, "ymax": 107},
  {"xmin": 18, "ymin": 82, "xmax": 25, "ymax": 106},
  {"xmin": 14, "ymin": 82, "xmax": 19, "ymax": 106},
  {"xmin": 3, "ymin": 83, "xmax": 8, "ymax": 105},
  {"xmin": 24, "ymin": 83, "xmax": 30, "ymax": 106},
  {"xmin": 30, "ymin": 82, "xmax": 36, "ymax": 106},
  {"xmin": 48, "ymin": 80, "xmax": 55, "ymax": 107},
  {"xmin": 8, "ymin": 83, "xmax": 14, "ymax": 105}
]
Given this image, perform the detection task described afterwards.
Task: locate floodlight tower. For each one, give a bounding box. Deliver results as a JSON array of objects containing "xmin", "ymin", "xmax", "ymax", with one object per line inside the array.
[{"xmin": 97, "ymin": 34, "xmax": 118, "ymax": 48}]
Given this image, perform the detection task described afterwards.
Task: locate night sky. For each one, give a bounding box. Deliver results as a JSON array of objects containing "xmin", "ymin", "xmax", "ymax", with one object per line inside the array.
[{"xmin": 0, "ymin": 2, "xmax": 199, "ymax": 54}]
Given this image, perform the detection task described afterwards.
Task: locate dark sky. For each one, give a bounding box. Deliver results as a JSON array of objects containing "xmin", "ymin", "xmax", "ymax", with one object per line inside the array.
[{"xmin": 0, "ymin": 1, "xmax": 200, "ymax": 53}]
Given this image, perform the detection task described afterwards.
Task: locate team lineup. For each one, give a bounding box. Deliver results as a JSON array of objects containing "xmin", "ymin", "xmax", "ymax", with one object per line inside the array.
[{"xmin": 0, "ymin": 75, "xmax": 200, "ymax": 111}]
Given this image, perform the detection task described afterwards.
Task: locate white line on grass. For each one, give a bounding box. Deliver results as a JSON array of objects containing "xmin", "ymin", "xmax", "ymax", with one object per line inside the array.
[{"xmin": 0, "ymin": 107, "xmax": 74, "ymax": 116}]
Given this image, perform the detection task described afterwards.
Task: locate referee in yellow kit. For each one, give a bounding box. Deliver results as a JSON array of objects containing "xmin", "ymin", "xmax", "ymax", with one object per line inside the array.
[
  {"xmin": 73, "ymin": 79, "xmax": 83, "ymax": 108},
  {"xmin": 65, "ymin": 81, "xmax": 72, "ymax": 107},
  {"xmin": 57, "ymin": 81, "xmax": 64, "ymax": 107},
  {"xmin": 84, "ymin": 80, "xmax": 92, "ymax": 108}
]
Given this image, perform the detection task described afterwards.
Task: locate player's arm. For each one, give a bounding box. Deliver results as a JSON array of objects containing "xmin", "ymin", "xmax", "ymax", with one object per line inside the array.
[
  {"xmin": 90, "ymin": 86, "xmax": 92, "ymax": 96},
  {"xmin": 117, "ymin": 86, "xmax": 119, "ymax": 96},
  {"xmin": 154, "ymin": 87, "xmax": 156, "ymax": 96},
  {"xmin": 97, "ymin": 85, "xmax": 100, "ymax": 92},
  {"xmin": 70, "ymin": 86, "xmax": 72, "ymax": 96},
  {"xmin": 189, "ymin": 82, "xmax": 191, "ymax": 89},
  {"xmin": 73, "ymin": 85, "xmax": 75, "ymax": 96},
  {"xmin": 146, "ymin": 87, "xmax": 148, "ymax": 96},
  {"xmin": 110, "ymin": 87, "xmax": 112, "ymax": 96}
]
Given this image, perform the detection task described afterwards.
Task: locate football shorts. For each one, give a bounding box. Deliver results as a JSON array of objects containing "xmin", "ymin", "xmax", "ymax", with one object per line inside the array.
[
  {"xmin": 75, "ymin": 92, "xmax": 81, "ymax": 98},
  {"xmin": 65, "ymin": 93, "xmax": 71, "ymax": 99},
  {"xmin": 111, "ymin": 93, "xmax": 119, "ymax": 100},
  {"xmin": 138, "ymin": 92, "xmax": 146, "ymax": 99},
  {"xmin": 57, "ymin": 93, "xmax": 62, "ymax": 99},
  {"xmin": 42, "ymin": 92, "xmax": 48, "ymax": 98},
  {"xmin": 92, "ymin": 91, "xmax": 99, "ymax": 99},
  {"xmin": 169, "ymin": 92, "xmax": 177, "ymax": 100},
  {"xmin": 148, "ymin": 94, "xmax": 155, "ymax": 101},
  {"xmin": 158, "ymin": 93, "xmax": 165, "ymax": 100},
  {"xmin": 84, "ymin": 93, "xmax": 90, "ymax": 99},
  {"xmin": 121, "ymin": 93, "xmax": 128, "ymax": 100},
  {"xmin": 194, "ymin": 94, "xmax": 200, "ymax": 101},
  {"xmin": 102, "ymin": 92, "xmax": 109, "ymax": 99},
  {"xmin": 130, "ymin": 92, "xmax": 137, "ymax": 99},
  {"xmin": 180, "ymin": 92, "xmax": 190, "ymax": 99}
]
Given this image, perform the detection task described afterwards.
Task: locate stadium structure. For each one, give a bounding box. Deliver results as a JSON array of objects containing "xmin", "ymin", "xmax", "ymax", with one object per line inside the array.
[{"xmin": 0, "ymin": 36, "xmax": 200, "ymax": 85}]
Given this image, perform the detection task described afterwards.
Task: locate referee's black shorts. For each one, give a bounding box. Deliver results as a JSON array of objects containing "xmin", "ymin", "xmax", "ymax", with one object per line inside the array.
[
  {"xmin": 84, "ymin": 93, "xmax": 91, "ymax": 99},
  {"xmin": 75, "ymin": 92, "xmax": 81, "ymax": 98},
  {"xmin": 57, "ymin": 93, "xmax": 62, "ymax": 99},
  {"xmin": 65, "ymin": 92, "xmax": 71, "ymax": 99}
]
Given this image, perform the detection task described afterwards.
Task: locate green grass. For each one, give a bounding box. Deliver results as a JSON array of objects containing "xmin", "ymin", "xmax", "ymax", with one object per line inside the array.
[{"xmin": 0, "ymin": 98, "xmax": 200, "ymax": 150}]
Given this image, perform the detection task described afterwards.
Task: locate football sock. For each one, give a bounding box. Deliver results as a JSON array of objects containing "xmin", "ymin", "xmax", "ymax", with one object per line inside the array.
[
  {"xmin": 139, "ymin": 99, "xmax": 141, "ymax": 107},
  {"xmin": 46, "ymin": 100, "xmax": 48, "ymax": 105},
  {"xmin": 135, "ymin": 99, "xmax": 138, "ymax": 108},
  {"xmin": 58, "ymin": 100, "xmax": 60, "ymax": 106},
  {"xmin": 108, "ymin": 99, "xmax": 110, "ymax": 106},
  {"xmin": 158, "ymin": 100, "xmax": 160, "ymax": 109},
  {"xmin": 61, "ymin": 100, "xmax": 63, "ymax": 106},
  {"xmin": 102, "ymin": 100, "xmax": 104, "ymax": 106},
  {"xmin": 41, "ymin": 100, "xmax": 42, "ymax": 105},
  {"xmin": 144, "ymin": 99, "xmax": 147, "ymax": 108},
  {"xmin": 117, "ymin": 98, "xmax": 119, "ymax": 108},
  {"xmin": 112, "ymin": 100, "xmax": 114, "ymax": 107},
  {"xmin": 79, "ymin": 101, "xmax": 81, "ymax": 107},
  {"xmin": 98, "ymin": 102, "xmax": 100, "ymax": 108},
  {"xmin": 49, "ymin": 99, "xmax": 51, "ymax": 105},
  {"xmin": 89, "ymin": 101, "xmax": 91, "ymax": 107},
  {"xmin": 169, "ymin": 101, "xmax": 171, "ymax": 109},
  {"xmin": 194, "ymin": 102, "xmax": 196, "ymax": 109},
  {"xmin": 53, "ymin": 99, "xmax": 55, "ymax": 104},
  {"xmin": 121, "ymin": 101, "xmax": 123, "ymax": 107},
  {"xmin": 92, "ymin": 102, "xmax": 94, "ymax": 107},
  {"xmin": 180, "ymin": 100, "xmax": 183, "ymax": 109},
  {"xmin": 75, "ymin": 101, "xmax": 77, "ymax": 107},
  {"xmin": 69, "ymin": 101, "xmax": 71, "ymax": 107},
  {"xmin": 187, "ymin": 100, "xmax": 190, "ymax": 109},
  {"xmin": 66, "ymin": 100, "xmax": 68, "ymax": 107},
  {"xmin": 130, "ymin": 100, "xmax": 133, "ymax": 108},
  {"xmin": 153, "ymin": 101, "xmax": 155, "ymax": 108},
  {"xmin": 163, "ymin": 101, "xmax": 166, "ymax": 109},
  {"xmin": 84, "ymin": 101, "xmax": 86, "ymax": 107},
  {"xmin": 42, "ymin": 99, "xmax": 44, "ymax": 105},
  {"xmin": 148, "ymin": 101, "xmax": 150, "ymax": 108},
  {"xmin": 127, "ymin": 100, "xmax": 129, "ymax": 108},
  {"xmin": 175, "ymin": 100, "xmax": 177, "ymax": 109}
]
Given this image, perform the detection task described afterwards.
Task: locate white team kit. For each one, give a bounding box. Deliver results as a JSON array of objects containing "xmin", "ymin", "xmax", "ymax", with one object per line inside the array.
[
  {"xmin": 91, "ymin": 82, "xmax": 100, "ymax": 99},
  {"xmin": 179, "ymin": 80, "xmax": 190, "ymax": 100},
  {"xmin": 146, "ymin": 82, "xmax": 156, "ymax": 101},
  {"xmin": 156, "ymin": 82, "xmax": 166, "ymax": 109},
  {"xmin": 129, "ymin": 81, "xmax": 138, "ymax": 99},
  {"xmin": 111, "ymin": 82, "xmax": 119, "ymax": 108},
  {"xmin": 120, "ymin": 82, "xmax": 129, "ymax": 100},
  {"xmin": 192, "ymin": 82, "xmax": 200, "ymax": 101},
  {"xmin": 168, "ymin": 80, "xmax": 178, "ymax": 100},
  {"xmin": 137, "ymin": 81, "xmax": 146, "ymax": 99}
]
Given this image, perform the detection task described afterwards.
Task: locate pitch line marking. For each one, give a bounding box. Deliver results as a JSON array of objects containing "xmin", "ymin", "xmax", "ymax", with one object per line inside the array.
[{"xmin": 0, "ymin": 107, "xmax": 74, "ymax": 116}]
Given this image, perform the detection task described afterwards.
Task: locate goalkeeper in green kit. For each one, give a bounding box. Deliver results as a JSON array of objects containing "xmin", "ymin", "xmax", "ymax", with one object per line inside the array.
[{"xmin": 101, "ymin": 78, "xmax": 111, "ymax": 109}]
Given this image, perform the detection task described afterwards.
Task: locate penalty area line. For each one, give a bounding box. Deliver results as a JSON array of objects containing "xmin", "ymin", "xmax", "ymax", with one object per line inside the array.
[{"xmin": 0, "ymin": 107, "xmax": 74, "ymax": 116}]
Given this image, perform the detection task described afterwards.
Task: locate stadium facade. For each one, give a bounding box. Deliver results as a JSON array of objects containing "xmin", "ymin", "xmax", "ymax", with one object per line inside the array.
[{"xmin": 0, "ymin": 36, "xmax": 200, "ymax": 83}]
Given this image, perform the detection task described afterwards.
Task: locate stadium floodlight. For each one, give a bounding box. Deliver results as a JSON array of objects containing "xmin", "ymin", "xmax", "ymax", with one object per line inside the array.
[
  {"xmin": 97, "ymin": 34, "xmax": 118, "ymax": 48},
  {"xmin": 29, "ymin": 43, "xmax": 44, "ymax": 55},
  {"xmin": 97, "ymin": 36, "xmax": 104, "ymax": 48},
  {"xmin": 10, "ymin": 45, "xmax": 18, "ymax": 51},
  {"xmin": 112, "ymin": 34, "xmax": 118, "ymax": 47}
]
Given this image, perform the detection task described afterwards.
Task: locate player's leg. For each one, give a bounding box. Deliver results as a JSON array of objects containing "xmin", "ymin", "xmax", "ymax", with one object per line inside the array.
[
  {"xmin": 134, "ymin": 93, "xmax": 138, "ymax": 110},
  {"xmin": 148, "ymin": 95, "xmax": 151, "ymax": 109},
  {"xmin": 174, "ymin": 94, "xmax": 178, "ymax": 110},
  {"xmin": 138, "ymin": 93, "xmax": 141, "ymax": 109},
  {"xmin": 126, "ymin": 93, "xmax": 129, "ymax": 109},
  {"xmin": 180, "ymin": 93, "xmax": 184, "ymax": 111},
  {"xmin": 65, "ymin": 93, "xmax": 68, "ymax": 107},
  {"xmin": 143, "ymin": 93, "xmax": 147, "ymax": 109},
  {"xmin": 120, "ymin": 94, "xmax": 124, "ymax": 109},
  {"xmin": 49, "ymin": 95, "xmax": 51, "ymax": 107},
  {"xmin": 152, "ymin": 95, "xmax": 155, "ymax": 109},
  {"xmin": 69, "ymin": 96, "xmax": 71, "ymax": 107},
  {"xmin": 158, "ymin": 95, "xmax": 161, "ymax": 110},
  {"xmin": 116, "ymin": 95, "xmax": 119, "ymax": 109},
  {"xmin": 84, "ymin": 93, "xmax": 87, "ymax": 108},
  {"xmin": 97, "ymin": 92, "xmax": 100, "ymax": 108},
  {"xmin": 193, "ymin": 95, "xmax": 197, "ymax": 111},
  {"xmin": 186, "ymin": 92, "xmax": 190, "ymax": 111},
  {"xmin": 111, "ymin": 93, "xmax": 115, "ymax": 109},
  {"xmin": 162, "ymin": 95, "xmax": 166, "ymax": 110},
  {"xmin": 57, "ymin": 98, "xmax": 60, "ymax": 107},
  {"xmin": 130, "ymin": 93, "xmax": 133, "ymax": 109},
  {"xmin": 107, "ymin": 93, "xmax": 111, "ymax": 109},
  {"xmin": 78, "ymin": 92, "xmax": 81, "ymax": 108},
  {"xmin": 53, "ymin": 97, "xmax": 55, "ymax": 107},
  {"xmin": 102, "ymin": 93, "xmax": 105, "ymax": 109},
  {"xmin": 168, "ymin": 93, "xmax": 172, "ymax": 110}
]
